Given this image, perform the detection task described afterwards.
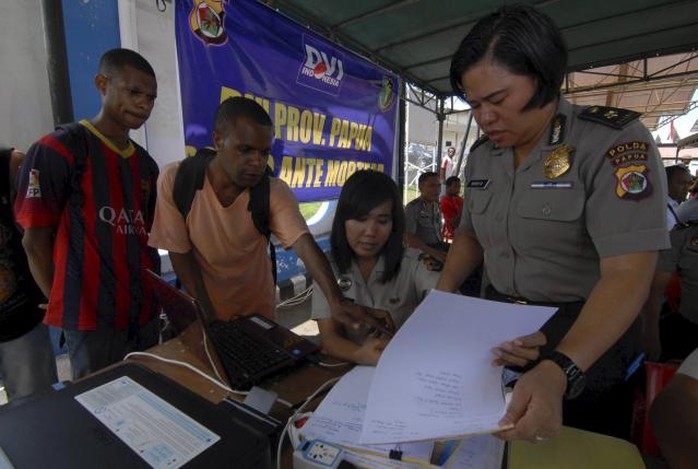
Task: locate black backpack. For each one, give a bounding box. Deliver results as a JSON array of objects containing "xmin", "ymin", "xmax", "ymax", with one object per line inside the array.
[{"xmin": 172, "ymin": 148, "xmax": 277, "ymax": 282}]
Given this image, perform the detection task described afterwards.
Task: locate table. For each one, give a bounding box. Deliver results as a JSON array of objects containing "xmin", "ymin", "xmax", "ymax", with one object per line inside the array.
[
  {"xmin": 127, "ymin": 335, "xmax": 350, "ymax": 467},
  {"xmin": 129, "ymin": 337, "xmax": 646, "ymax": 468}
]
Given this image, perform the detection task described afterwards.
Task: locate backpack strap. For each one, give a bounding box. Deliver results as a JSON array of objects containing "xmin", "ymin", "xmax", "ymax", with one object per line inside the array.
[
  {"xmin": 248, "ymin": 166, "xmax": 273, "ymax": 237},
  {"xmin": 173, "ymin": 151, "xmax": 278, "ymax": 284},
  {"xmin": 248, "ymin": 166, "xmax": 276, "ymax": 283},
  {"xmin": 172, "ymin": 148, "xmax": 215, "ymax": 219}
]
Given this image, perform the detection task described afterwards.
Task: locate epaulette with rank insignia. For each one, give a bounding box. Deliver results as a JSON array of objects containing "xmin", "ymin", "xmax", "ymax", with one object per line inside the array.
[
  {"xmin": 578, "ymin": 106, "xmax": 641, "ymax": 130},
  {"xmin": 469, "ymin": 135, "xmax": 489, "ymax": 152}
]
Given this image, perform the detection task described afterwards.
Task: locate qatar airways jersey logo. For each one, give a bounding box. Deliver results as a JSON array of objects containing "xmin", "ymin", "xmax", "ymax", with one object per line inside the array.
[
  {"xmin": 297, "ymin": 36, "xmax": 345, "ymax": 96},
  {"xmin": 98, "ymin": 206, "xmax": 147, "ymax": 236}
]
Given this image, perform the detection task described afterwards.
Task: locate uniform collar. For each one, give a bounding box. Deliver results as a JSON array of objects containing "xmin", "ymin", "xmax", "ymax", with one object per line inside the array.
[
  {"xmin": 543, "ymin": 97, "xmax": 574, "ymax": 150},
  {"xmin": 350, "ymin": 254, "xmax": 387, "ymax": 280},
  {"xmin": 517, "ymin": 97, "xmax": 573, "ymax": 174},
  {"xmin": 419, "ymin": 196, "xmax": 437, "ymax": 207}
]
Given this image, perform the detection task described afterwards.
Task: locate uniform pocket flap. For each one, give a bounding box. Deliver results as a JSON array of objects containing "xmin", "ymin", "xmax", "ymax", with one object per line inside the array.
[
  {"xmin": 517, "ymin": 188, "xmax": 585, "ymax": 221},
  {"xmin": 468, "ymin": 191, "xmax": 493, "ymax": 214}
]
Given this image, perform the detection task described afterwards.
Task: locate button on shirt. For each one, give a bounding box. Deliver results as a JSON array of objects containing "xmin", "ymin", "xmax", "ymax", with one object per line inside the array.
[{"xmin": 459, "ymin": 98, "xmax": 669, "ymax": 302}]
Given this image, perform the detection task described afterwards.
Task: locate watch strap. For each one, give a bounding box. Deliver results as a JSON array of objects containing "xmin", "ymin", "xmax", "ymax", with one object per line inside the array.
[{"xmin": 546, "ymin": 351, "xmax": 586, "ymax": 399}]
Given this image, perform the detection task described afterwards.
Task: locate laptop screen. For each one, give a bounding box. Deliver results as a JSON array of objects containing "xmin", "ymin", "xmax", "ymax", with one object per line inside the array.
[
  {"xmin": 144, "ymin": 270, "xmax": 230, "ymax": 384},
  {"xmin": 145, "ymin": 269, "xmax": 320, "ymax": 391}
]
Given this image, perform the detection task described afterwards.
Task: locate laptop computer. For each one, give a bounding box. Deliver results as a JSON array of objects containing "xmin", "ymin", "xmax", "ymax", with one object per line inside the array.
[{"xmin": 145, "ymin": 270, "xmax": 319, "ymax": 390}]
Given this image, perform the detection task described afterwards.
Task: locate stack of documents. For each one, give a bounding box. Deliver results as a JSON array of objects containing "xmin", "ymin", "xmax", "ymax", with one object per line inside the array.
[{"xmin": 303, "ymin": 290, "xmax": 556, "ymax": 466}]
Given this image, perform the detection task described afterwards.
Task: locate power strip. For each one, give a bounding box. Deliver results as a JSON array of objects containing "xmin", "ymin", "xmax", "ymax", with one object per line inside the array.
[{"xmin": 292, "ymin": 439, "xmax": 344, "ymax": 469}]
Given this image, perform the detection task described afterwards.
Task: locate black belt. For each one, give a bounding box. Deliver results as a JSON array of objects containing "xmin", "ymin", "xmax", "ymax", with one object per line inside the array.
[{"xmin": 484, "ymin": 285, "xmax": 584, "ymax": 308}]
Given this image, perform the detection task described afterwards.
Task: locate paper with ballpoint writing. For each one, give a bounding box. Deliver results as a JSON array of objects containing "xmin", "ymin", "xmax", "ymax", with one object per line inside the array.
[
  {"xmin": 302, "ymin": 366, "xmax": 435, "ymax": 463},
  {"xmin": 360, "ymin": 290, "xmax": 556, "ymax": 444}
]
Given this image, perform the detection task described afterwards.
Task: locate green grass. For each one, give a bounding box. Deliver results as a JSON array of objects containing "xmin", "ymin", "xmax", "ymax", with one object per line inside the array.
[
  {"xmin": 403, "ymin": 185, "xmax": 419, "ymax": 204},
  {"xmin": 299, "ymin": 201, "xmax": 322, "ymax": 220}
]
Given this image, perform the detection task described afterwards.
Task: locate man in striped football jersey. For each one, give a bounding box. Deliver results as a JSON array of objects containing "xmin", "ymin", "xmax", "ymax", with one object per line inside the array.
[{"xmin": 14, "ymin": 49, "xmax": 161, "ymax": 379}]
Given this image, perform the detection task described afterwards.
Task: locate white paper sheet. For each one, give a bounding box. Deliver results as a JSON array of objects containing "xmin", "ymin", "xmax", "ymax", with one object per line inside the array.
[
  {"xmin": 302, "ymin": 366, "xmax": 434, "ymax": 463},
  {"xmin": 444, "ymin": 435, "xmax": 504, "ymax": 469},
  {"xmin": 360, "ymin": 290, "xmax": 557, "ymax": 444},
  {"xmin": 75, "ymin": 376, "xmax": 219, "ymax": 469}
]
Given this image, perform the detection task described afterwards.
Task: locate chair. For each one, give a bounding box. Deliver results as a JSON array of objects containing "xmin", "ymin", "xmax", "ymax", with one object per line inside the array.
[{"xmin": 630, "ymin": 361, "xmax": 679, "ymax": 456}]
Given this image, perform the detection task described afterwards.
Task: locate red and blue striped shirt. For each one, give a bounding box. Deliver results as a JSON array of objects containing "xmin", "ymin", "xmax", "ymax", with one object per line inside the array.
[{"xmin": 14, "ymin": 121, "xmax": 160, "ymax": 331}]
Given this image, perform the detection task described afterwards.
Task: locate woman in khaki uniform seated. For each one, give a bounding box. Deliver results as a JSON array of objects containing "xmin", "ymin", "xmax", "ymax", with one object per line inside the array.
[{"xmin": 312, "ymin": 170, "xmax": 439, "ymax": 365}]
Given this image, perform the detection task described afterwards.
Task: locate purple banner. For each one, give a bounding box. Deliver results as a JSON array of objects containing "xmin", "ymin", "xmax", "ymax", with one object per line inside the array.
[{"xmin": 175, "ymin": 0, "xmax": 399, "ymax": 202}]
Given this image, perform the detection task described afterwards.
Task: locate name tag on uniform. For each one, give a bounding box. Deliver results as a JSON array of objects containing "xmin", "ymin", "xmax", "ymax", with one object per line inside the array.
[
  {"xmin": 467, "ymin": 179, "xmax": 490, "ymax": 189},
  {"xmin": 530, "ymin": 181, "xmax": 573, "ymax": 189}
]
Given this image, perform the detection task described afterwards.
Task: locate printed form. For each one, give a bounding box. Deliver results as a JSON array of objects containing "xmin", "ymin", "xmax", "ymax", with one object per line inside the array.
[
  {"xmin": 302, "ymin": 366, "xmax": 434, "ymax": 463},
  {"xmin": 360, "ymin": 290, "xmax": 556, "ymax": 444},
  {"xmin": 75, "ymin": 376, "xmax": 220, "ymax": 469}
]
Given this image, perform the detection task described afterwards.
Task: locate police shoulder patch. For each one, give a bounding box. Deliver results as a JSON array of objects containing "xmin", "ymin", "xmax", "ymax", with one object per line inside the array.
[
  {"xmin": 578, "ymin": 106, "xmax": 641, "ymax": 129},
  {"xmin": 469, "ymin": 135, "xmax": 490, "ymax": 152}
]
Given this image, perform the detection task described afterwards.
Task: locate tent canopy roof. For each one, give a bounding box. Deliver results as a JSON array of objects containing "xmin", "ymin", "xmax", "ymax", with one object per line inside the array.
[{"xmin": 270, "ymin": 0, "xmax": 698, "ymax": 130}]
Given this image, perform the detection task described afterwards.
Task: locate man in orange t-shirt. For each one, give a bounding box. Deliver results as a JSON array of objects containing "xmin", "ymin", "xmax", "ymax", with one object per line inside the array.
[{"xmin": 149, "ymin": 98, "xmax": 390, "ymax": 331}]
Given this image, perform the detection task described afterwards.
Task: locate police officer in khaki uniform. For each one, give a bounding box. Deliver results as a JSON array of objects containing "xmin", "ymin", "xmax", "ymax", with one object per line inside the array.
[
  {"xmin": 644, "ymin": 222, "xmax": 698, "ymax": 361},
  {"xmin": 312, "ymin": 171, "xmax": 439, "ymax": 365},
  {"xmin": 438, "ymin": 5, "xmax": 669, "ymax": 442},
  {"xmin": 404, "ymin": 172, "xmax": 448, "ymax": 264}
]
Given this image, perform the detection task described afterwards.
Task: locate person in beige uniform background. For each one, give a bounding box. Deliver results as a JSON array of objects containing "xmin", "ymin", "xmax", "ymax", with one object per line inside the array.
[
  {"xmin": 438, "ymin": 4, "xmax": 668, "ymax": 441},
  {"xmin": 643, "ymin": 221, "xmax": 698, "ymax": 361},
  {"xmin": 313, "ymin": 171, "xmax": 439, "ymax": 365}
]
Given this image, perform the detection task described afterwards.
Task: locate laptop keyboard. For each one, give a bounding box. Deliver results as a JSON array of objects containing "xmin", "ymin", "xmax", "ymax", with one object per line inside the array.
[{"xmin": 209, "ymin": 320, "xmax": 294, "ymax": 390}]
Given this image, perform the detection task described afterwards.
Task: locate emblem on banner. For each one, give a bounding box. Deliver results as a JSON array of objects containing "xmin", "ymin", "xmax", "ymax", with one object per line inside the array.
[
  {"xmin": 378, "ymin": 76, "xmax": 396, "ymax": 112},
  {"xmin": 543, "ymin": 144, "xmax": 574, "ymax": 179},
  {"xmin": 189, "ymin": 0, "xmax": 228, "ymax": 46},
  {"xmin": 615, "ymin": 164, "xmax": 650, "ymax": 199}
]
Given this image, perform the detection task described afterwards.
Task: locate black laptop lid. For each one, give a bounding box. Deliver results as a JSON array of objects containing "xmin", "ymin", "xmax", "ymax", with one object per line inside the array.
[
  {"xmin": 145, "ymin": 270, "xmax": 320, "ymax": 389},
  {"xmin": 145, "ymin": 270, "xmax": 318, "ymax": 361}
]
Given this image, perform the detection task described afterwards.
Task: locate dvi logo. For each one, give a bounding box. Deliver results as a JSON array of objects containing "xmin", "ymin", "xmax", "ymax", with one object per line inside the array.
[{"xmin": 297, "ymin": 37, "xmax": 345, "ymax": 96}]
